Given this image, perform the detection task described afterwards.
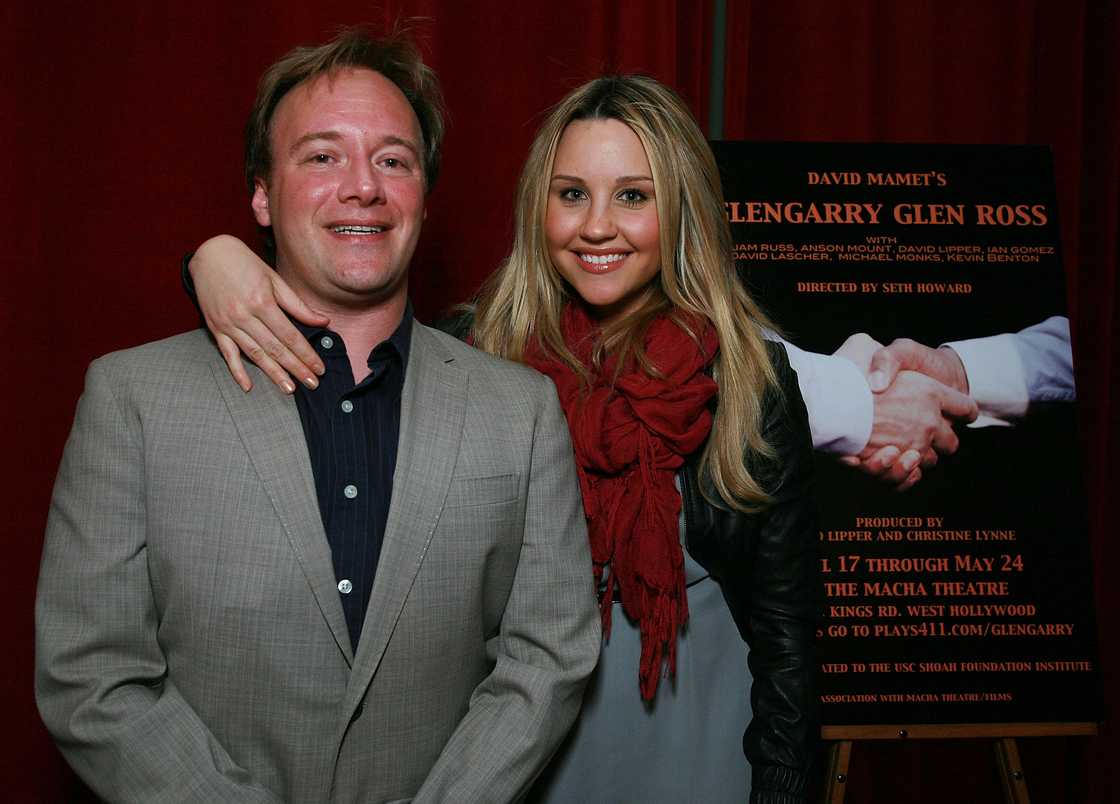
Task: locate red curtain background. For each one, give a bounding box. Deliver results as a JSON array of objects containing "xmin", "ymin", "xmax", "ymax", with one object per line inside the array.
[{"xmin": 4, "ymin": 1, "xmax": 1115, "ymax": 801}]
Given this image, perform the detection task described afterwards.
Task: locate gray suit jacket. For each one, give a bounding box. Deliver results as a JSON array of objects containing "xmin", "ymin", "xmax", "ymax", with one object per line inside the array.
[{"xmin": 36, "ymin": 322, "xmax": 600, "ymax": 803}]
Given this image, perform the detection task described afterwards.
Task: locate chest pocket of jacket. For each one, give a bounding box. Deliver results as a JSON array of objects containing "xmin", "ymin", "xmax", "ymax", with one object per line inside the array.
[{"xmin": 444, "ymin": 472, "xmax": 520, "ymax": 509}]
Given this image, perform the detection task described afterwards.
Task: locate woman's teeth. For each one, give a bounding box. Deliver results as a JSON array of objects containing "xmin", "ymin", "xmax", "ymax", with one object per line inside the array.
[{"xmin": 581, "ymin": 253, "xmax": 625, "ymax": 265}]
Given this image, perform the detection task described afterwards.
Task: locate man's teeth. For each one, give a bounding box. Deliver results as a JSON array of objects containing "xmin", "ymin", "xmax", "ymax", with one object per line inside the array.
[
  {"xmin": 333, "ymin": 225, "xmax": 385, "ymax": 234},
  {"xmin": 581, "ymin": 253, "xmax": 626, "ymax": 265}
]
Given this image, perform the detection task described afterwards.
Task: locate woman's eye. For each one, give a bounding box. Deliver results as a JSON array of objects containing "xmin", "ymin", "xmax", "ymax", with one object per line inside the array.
[
  {"xmin": 559, "ymin": 187, "xmax": 587, "ymax": 202},
  {"xmin": 618, "ymin": 189, "xmax": 648, "ymax": 206}
]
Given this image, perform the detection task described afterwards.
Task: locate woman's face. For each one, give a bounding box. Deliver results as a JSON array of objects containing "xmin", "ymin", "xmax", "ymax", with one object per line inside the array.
[{"xmin": 545, "ymin": 118, "xmax": 662, "ymax": 325}]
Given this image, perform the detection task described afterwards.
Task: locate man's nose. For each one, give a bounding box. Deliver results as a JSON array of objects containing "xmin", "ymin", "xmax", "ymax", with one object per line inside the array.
[
  {"xmin": 579, "ymin": 202, "xmax": 617, "ymax": 242},
  {"xmin": 338, "ymin": 159, "xmax": 384, "ymax": 205}
]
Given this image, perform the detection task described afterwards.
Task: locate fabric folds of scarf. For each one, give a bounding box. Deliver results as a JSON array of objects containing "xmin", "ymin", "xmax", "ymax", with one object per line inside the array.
[{"xmin": 525, "ymin": 304, "xmax": 718, "ymax": 700}]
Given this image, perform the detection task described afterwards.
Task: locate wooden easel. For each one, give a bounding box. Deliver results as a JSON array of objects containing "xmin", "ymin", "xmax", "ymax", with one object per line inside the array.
[{"xmin": 821, "ymin": 722, "xmax": 1097, "ymax": 803}]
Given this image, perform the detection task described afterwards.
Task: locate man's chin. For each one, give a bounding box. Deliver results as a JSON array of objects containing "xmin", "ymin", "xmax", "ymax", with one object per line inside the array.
[
  {"xmin": 328, "ymin": 274, "xmax": 409, "ymax": 311},
  {"xmin": 276, "ymin": 254, "xmax": 411, "ymax": 312}
]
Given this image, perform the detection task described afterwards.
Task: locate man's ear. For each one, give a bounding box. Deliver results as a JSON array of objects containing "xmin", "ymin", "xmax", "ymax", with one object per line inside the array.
[{"xmin": 251, "ymin": 178, "xmax": 272, "ymax": 227}]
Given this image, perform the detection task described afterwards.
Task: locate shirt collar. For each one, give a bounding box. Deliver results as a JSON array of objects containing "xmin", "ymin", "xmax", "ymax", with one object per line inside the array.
[
  {"xmin": 294, "ymin": 299, "xmax": 413, "ymax": 370},
  {"xmin": 382, "ymin": 300, "xmax": 413, "ymax": 370}
]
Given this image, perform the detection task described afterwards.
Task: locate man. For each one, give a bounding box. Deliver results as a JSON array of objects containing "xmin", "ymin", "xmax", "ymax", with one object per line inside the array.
[{"xmin": 36, "ymin": 30, "xmax": 599, "ymax": 803}]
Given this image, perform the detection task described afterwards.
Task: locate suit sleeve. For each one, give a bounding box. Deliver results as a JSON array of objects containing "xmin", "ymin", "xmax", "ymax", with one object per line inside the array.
[
  {"xmin": 778, "ymin": 337, "xmax": 872, "ymax": 455},
  {"xmin": 945, "ymin": 315, "xmax": 1075, "ymax": 421},
  {"xmin": 413, "ymin": 371, "xmax": 601, "ymax": 804},
  {"xmin": 35, "ymin": 359, "xmax": 280, "ymax": 803},
  {"xmin": 744, "ymin": 346, "xmax": 821, "ymax": 804}
]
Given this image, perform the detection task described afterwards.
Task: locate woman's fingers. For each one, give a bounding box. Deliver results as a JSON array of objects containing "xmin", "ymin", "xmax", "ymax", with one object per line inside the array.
[
  {"xmin": 272, "ymin": 273, "xmax": 330, "ymax": 330},
  {"xmin": 224, "ymin": 323, "xmax": 298, "ymax": 394},
  {"xmin": 255, "ymin": 303, "xmax": 324, "ymax": 385},
  {"xmin": 240, "ymin": 319, "xmax": 313, "ymax": 393},
  {"xmin": 209, "ymin": 291, "xmax": 322, "ymax": 391},
  {"xmin": 214, "ymin": 331, "xmax": 254, "ymax": 393}
]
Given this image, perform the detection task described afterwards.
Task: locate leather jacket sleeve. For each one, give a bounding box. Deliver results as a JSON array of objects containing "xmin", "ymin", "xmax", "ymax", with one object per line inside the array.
[
  {"xmin": 682, "ymin": 341, "xmax": 820, "ymax": 803},
  {"xmin": 432, "ymin": 308, "xmax": 475, "ymax": 341}
]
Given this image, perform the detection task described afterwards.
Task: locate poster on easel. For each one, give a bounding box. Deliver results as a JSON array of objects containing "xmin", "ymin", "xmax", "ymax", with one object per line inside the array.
[{"xmin": 711, "ymin": 141, "xmax": 1101, "ymax": 728}]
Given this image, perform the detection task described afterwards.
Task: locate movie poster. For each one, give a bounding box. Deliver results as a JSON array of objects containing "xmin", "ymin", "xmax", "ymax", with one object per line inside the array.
[{"xmin": 712, "ymin": 142, "xmax": 1100, "ymax": 727}]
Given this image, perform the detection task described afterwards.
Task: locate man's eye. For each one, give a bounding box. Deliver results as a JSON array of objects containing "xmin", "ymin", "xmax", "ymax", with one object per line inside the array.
[
  {"xmin": 381, "ymin": 157, "xmax": 409, "ymax": 170},
  {"xmin": 309, "ymin": 153, "xmax": 334, "ymax": 164}
]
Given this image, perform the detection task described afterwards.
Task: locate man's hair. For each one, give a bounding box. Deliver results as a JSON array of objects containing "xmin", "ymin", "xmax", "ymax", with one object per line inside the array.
[{"xmin": 244, "ymin": 26, "xmax": 445, "ymax": 196}]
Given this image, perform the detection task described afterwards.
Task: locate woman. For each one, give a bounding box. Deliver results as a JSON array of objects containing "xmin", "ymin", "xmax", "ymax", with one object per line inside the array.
[{"xmin": 187, "ymin": 75, "xmax": 818, "ymax": 803}]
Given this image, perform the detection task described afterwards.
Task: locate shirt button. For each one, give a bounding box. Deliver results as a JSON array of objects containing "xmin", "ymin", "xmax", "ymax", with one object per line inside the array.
[
  {"xmin": 341, "ymin": 399, "xmax": 355, "ymax": 413},
  {"xmin": 320, "ymin": 335, "xmax": 335, "ymax": 350},
  {"xmin": 337, "ymin": 579, "xmax": 353, "ymax": 594},
  {"xmin": 343, "ymin": 484, "xmax": 358, "ymax": 499}
]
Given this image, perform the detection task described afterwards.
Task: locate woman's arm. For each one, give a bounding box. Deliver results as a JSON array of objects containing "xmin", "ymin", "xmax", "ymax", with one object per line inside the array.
[
  {"xmin": 743, "ymin": 343, "xmax": 821, "ymax": 803},
  {"xmin": 186, "ymin": 235, "xmax": 328, "ymax": 393}
]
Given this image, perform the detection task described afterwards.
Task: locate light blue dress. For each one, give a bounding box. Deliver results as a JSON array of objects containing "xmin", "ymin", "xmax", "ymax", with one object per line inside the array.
[{"xmin": 529, "ymin": 504, "xmax": 754, "ymax": 803}]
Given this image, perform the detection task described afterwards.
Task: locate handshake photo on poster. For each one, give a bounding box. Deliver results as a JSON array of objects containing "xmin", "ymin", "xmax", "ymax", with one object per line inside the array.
[{"xmin": 787, "ymin": 316, "xmax": 1074, "ymax": 491}]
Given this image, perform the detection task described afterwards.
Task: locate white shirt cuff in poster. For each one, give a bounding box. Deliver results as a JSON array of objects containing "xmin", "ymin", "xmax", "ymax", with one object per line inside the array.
[
  {"xmin": 780, "ymin": 339, "xmax": 874, "ymax": 455},
  {"xmin": 944, "ymin": 315, "xmax": 1075, "ymax": 427}
]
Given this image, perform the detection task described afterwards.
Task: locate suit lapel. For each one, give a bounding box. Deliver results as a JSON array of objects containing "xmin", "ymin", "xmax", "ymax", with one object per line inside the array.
[
  {"xmin": 343, "ymin": 322, "xmax": 467, "ymax": 713},
  {"xmin": 211, "ymin": 359, "xmax": 354, "ymax": 665}
]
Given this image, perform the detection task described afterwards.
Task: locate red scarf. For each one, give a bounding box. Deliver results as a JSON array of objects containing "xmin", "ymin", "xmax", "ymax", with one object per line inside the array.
[{"xmin": 525, "ymin": 304, "xmax": 719, "ymax": 700}]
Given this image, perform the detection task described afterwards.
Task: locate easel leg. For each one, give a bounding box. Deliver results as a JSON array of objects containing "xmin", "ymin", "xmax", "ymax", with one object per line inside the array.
[
  {"xmin": 994, "ymin": 737, "xmax": 1031, "ymax": 804},
  {"xmin": 823, "ymin": 740, "xmax": 852, "ymax": 804}
]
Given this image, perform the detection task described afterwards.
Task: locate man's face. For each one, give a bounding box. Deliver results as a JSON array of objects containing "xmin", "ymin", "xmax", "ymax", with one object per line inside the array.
[{"xmin": 252, "ymin": 68, "xmax": 426, "ymax": 311}]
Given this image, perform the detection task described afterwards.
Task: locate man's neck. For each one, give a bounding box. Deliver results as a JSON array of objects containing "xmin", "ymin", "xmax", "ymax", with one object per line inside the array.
[
  {"xmin": 323, "ymin": 296, "xmax": 408, "ymax": 384},
  {"xmin": 274, "ymin": 263, "xmax": 410, "ymax": 383}
]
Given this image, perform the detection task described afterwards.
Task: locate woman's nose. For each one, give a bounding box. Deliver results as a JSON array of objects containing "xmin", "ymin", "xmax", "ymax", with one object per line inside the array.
[{"xmin": 579, "ymin": 203, "xmax": 617, "ymax": 241}]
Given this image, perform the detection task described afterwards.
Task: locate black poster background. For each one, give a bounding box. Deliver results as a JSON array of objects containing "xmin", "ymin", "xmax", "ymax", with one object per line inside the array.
[{"xmin": 711, "ymin": 142, "xmax": 1101, "ymax": 726}]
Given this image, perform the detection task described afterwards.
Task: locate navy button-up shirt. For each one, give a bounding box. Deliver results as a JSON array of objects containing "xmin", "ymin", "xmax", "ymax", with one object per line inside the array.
[{"xmin": 292, "ymin": 305, "xmax": 412, "ymax": 651}]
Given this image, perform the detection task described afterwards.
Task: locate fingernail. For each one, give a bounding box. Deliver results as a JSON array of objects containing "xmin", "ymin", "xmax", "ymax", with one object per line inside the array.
[
  {"xmin": 314, "ymin": 364, "xmax": 326, "ymax": 376},
  {"xmin": 900, "ymin": 452, "xmax": 920, "ymax": 472},
  {"xmin": 282, "ymin": 380, "xmax": 296, "ymax": 394},
  {"xmin": 304, "ymin": 376, "xmax": 319, "ymax": 389},
  {"xmin": 868, "ymin": 371, "xmax": 887, "ymax": 392}
]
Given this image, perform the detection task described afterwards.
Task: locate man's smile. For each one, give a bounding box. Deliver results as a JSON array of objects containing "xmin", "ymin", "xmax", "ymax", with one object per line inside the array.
[{"xmin": 331, "ymin": 224, "xmax": 388, "ymax": 234}]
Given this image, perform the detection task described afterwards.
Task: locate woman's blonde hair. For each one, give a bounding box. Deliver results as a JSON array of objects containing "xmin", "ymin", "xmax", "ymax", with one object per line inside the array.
[{"xmin": 473, "ymin": 75, "xmax": 779, "ymax": 509}]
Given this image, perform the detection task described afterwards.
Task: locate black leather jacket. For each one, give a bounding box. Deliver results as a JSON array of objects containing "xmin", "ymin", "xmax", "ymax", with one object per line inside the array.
[{"xmin": 680, "ymin": 341, "xmax": 819, "ymax": 804}]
